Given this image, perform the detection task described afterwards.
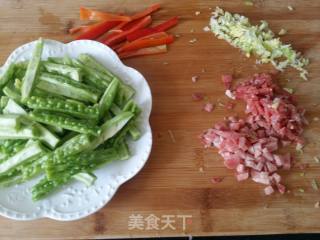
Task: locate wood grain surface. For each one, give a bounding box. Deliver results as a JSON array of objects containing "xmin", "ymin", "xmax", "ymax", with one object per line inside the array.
[{"xmin": 0, "ymin": 0, "xmax": 320, "ymax": 239}]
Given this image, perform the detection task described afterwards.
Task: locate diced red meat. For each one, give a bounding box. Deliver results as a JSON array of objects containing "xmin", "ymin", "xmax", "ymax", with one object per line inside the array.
[
  {"xmin": 282, "ymin": 153, "xmax": 292, "ymax": 170},
  {"xmin": 201, "ymin": 73, "xmax": 306, "ymax": 195},
  {"xmin": 236, "ymin": 164, "xmax": 246, "ymax": 173},
  {"xmin": 203, "ymin": 103, "xmax": 214, "ymax": 112},
  {"xmin": 236, "ymin": 171, "xmax": 249, "ymax": 181},
  {"xmin": 226, "ymin": 101, "xmax": 235, "ymax": 110},
  {"xmin": 192, "ymin": 76, "xmax": 199, "ymax": 83},
  {"xmin": 192, "ymin": 93, "xmax": 204, "ymax": 101},
  {"xmin": 266, "ymin": 162, "xmax": 277, "ymax": 173},
  {"xmin": 271, "ymin": 173, "xmax": 281, "ymax": 183},
  {"xmin": 224, "ymin": 158, "xmax": 240, "ymax": 169},
  {"xmin": 211, "ymin": 177, "xmax": 224, "ymax": 184},
  {"xmin": 222, "ymin": 74, "xmax": 233, "ymax": 89},
  {"xmin": 281, "ymin": 140, "xmax": 291, "ymax": 147},
  {"xmin": 264, "ymin": 185, "xmax": 274, "ymax": 195},
  {"xmin": 298, "ymin": 163, "xmax": 309, "ymax": 170},
  {"xmin": 276, "ymin": 183, "xmax": 286, "ymax": 194},
  {"xmin": 251, "ymin": 171, "xmax": 270, "ymax": 185}
]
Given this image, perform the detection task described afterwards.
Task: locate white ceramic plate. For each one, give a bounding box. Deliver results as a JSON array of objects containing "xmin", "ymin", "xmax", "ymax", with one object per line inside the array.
[{"xmin": 0, "ymin": 39, "xmax": 152, "ymax": 221}]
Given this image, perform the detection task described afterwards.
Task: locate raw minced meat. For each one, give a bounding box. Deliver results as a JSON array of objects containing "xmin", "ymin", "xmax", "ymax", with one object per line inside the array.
[{"xmin": 201, "ymin": 73, "xmax": 307, "ymax": 195}]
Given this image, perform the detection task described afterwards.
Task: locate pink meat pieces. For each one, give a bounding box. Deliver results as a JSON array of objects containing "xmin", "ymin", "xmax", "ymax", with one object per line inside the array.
[
  {"xmin": 264, "ymin": 185, "xmax": 274, "ymax": 195},
  {"xmin": 211, "ymin": 177, "xmax": 224, "ymax": 184},
  {"xmin": 222, "ymin": 74, "xmax": 233, "ymax": 89},
  {"xmin": 235, "ymin": 73, "xmax": 306, "ymax": 144},
  {"xmin": 203, "ymin": 103, "xmax": 214, "ymax": 112},
  {"xmin": 201, "ymin": 73, "xmax": 306, "ymax": 195},
  {"xmin": 192, "ymin": 93, "xmax": 204, "ymax": 101}
]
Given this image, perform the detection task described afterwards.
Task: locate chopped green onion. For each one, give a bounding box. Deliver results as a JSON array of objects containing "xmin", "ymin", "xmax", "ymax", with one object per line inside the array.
[
  {"xmin": 278, "ymin": 29, "xmax": 287, "ymax": 36},
  {"xmin": 210, "ymin": 7, "xmax": 309, "ymax": 80},
  {"xmin": 244, "ymin": 0, "xmax": 254, "ymax": 6},
  {"xmin": 311, "ymin": 179, "xmax": 319, "ymax": 191}
]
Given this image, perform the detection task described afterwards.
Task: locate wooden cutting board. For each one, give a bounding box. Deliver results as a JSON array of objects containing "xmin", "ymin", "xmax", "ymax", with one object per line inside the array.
[{"xmin": 0, "ymin": 0, "xmax": 320, "ymax": 238}]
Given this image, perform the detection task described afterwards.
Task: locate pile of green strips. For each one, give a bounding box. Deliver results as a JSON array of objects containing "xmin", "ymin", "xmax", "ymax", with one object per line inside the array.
[{"xmin": 0, "ymin": 38, "xmax": 141, "ymax": 200}]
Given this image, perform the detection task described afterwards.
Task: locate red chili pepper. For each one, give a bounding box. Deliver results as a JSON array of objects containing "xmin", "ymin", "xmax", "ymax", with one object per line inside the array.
[
  {"xmin": 153, "ymin": 16, "xmax": 179, "ymax": 31},
  {"xmin": 69, "ymin": 26, "xmax": 86, "ymax": 35},
  {"xmin": 119, "ymin": 45, "xmax": 167, "ymax": 59},
  {"xmin": 139, "ymin": 32, "xmax": 169, "ymax": 39},
  {"xmin": 130, "ymin": 3, "xmax": 161, "ymax": 20},
  {"xmin": 104, "ymin": 16, "xmax": 152, "ymax": 46},
  {"xmin": 112, "ymin": 41, "xmax": 127, "ymax": 51},
  {"xmin": 118, "ymin": 34, "xmax": 174, "ymax": 53},
  {"xmin": 74, "ymin": 21, "xmax": 120, "ymax": 40},
  {"xmin": 126, "ymin": 16, "xmax": 178, "ymax": 42},
  {"xmin": 80, "ymin": 7, "xmax": 131, "ymax": 22},
  {"xmin": 110, "ymin": 4, "xmax": 161, "ymax": 32}
]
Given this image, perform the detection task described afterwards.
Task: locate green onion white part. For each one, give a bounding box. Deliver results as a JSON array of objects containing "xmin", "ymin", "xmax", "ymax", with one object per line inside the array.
[{"xmin": 210, "ymin": 7, "xmax": 309, "ymax": 80}]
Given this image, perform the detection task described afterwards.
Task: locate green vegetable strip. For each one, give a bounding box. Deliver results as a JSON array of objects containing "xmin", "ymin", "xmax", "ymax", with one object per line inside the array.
[
  {"xmin": 21, "ymin": 38, "xmax": 43, "ymax": 100},
  {"xmin": 32, "ymin": 174, "xmax": 69, "ymax": 200},
  {"xmin": 123, "ymin": 99, "xmax": 141, "ymax": 116},
  {"xmin": 29, "ymin": 110, "xmax": 100, "ymax": 136},
  {"xmin": 78, "ymin": 53, "xmax": 113, "ymax": 78},
  {"xmin": 3, "ymin": 86, "xmax": 22, "ymax": 103},
  {"xmin": 99, "ymin": 77, "xmax": 119, "ymax": 119},
  {"xmin": 109, "ymin": 101, "xmax": 141, "ymax": 142},
  {"xmin": 73, "ymin": 59, "xmax": 112, "ymax": 84},
  {"xmin": 115, "ymin": 83, "xmax": 135, "ymax": 107},
  {"xmin": 0, "ymin": 127, "xmax": 36, "ymax": 140},
  {"xmin": 110, "ymin": 104, "xmax": 122, "ymax": 116},
  {"xmin": 40, "ymin": 72, "xmax": 101, "ymax": 95},
  {"xmin": 0, "ymin": 140, "xmax": 27, "ymax": 160},
  {"xmin": 33, "ymin": 145, "xmax": 129, "ymax": 200},
  {"xmin": 0, "ymin": 141, "xmax": 44, "ymax": 175},
  {"xmin": 83, "ymin": 75, "xmax": 109, "ymax": 90},
  {"xmin": 0, "ymin": 97, "xmax": 9, "ymax": 110},
  {"xmin": 0, "ymin": 41, "xmax": 141, "ymax": 201},
  {"xmin": 37, "ymin": 73, "xmax": 99, "ymax": 103},
  {"xmin": 0, "ymin": 153, "xmax": 47, "ymax": 187},
  {"xmin": 35, "ymin": 124, "xmax": 60, "ymax": 149},
  {"xmin": 14, "ymin": 68, "xmax": 26, "ymax": 81},
  {"xmin": 2, "ymin": 99, "xmax": 25, "ymax": 115},
  {"xmin": 0, "ymin": 64, "xmax": 15, "ymax": 87},
  {"xmin": 47, "ymin": 56, "xmax": 72, "ymax": 65},
  {"xmin": 24, "ymin": 95, "xmax": 99, "ymax": 120},
  {"xmin": 32, "ymin": 88, "xmax": 66, "ymax": 100},
  {"xmin": 128, "ymin": 124, "xmax": 141, "ymax": 141},
  {"xmin": 0, "ymin": 171, "xmax": 24, "ymax": 187},
  {"xmin": 72, "ymin": 172, "xmax": 97, "ymax": 186},
  {"xmin": 88, "ymin": 111, "xmax": 134, "ymax": 150},
  {"xmin": 43, "ymin": 62, "xmax": 83, "ymax": 82},
  {"xmin": 2, "ymin": 99, "xmax": 60, "ymax": 148},
  {"xmin": 54, "ymin": 134, "xmax": 93, "ymax": 159},
  {"xmin": 20, "ymin": 156, "xmax": 46, "ymax": 180},
  {"xmin": 75, "ymin": 55, "xmax": 135, "ymax": 107},
  {"xmin": 47, "ymin": 57, "xmax": 64, "ymax": 64},
  {"xmin": 45, "ymin": 125, "xmax": 64, "ymax": 135},
  {"xmin": 0, "ymin": 114, "xmax": 22, "ymax": 130},
  {"xmin": 15, "ymin": 61, "xmax": 29, "ymax": 70}
]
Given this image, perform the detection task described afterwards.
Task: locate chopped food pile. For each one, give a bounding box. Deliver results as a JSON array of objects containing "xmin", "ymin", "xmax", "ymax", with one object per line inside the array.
[
  {"xmin": 0, "ymin": 39, "xmax": 142, "ymax": 200},
  {"xmin": 210, "ymin": 7, "xmax": 309, "ymax": 80},
  {"xmin": 69, "ymin": 4, "xmax": 178, "ymax": 59},
  {"xmin": 201, "ymin": 73, "xmax": 307, "ymax": 195}
]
